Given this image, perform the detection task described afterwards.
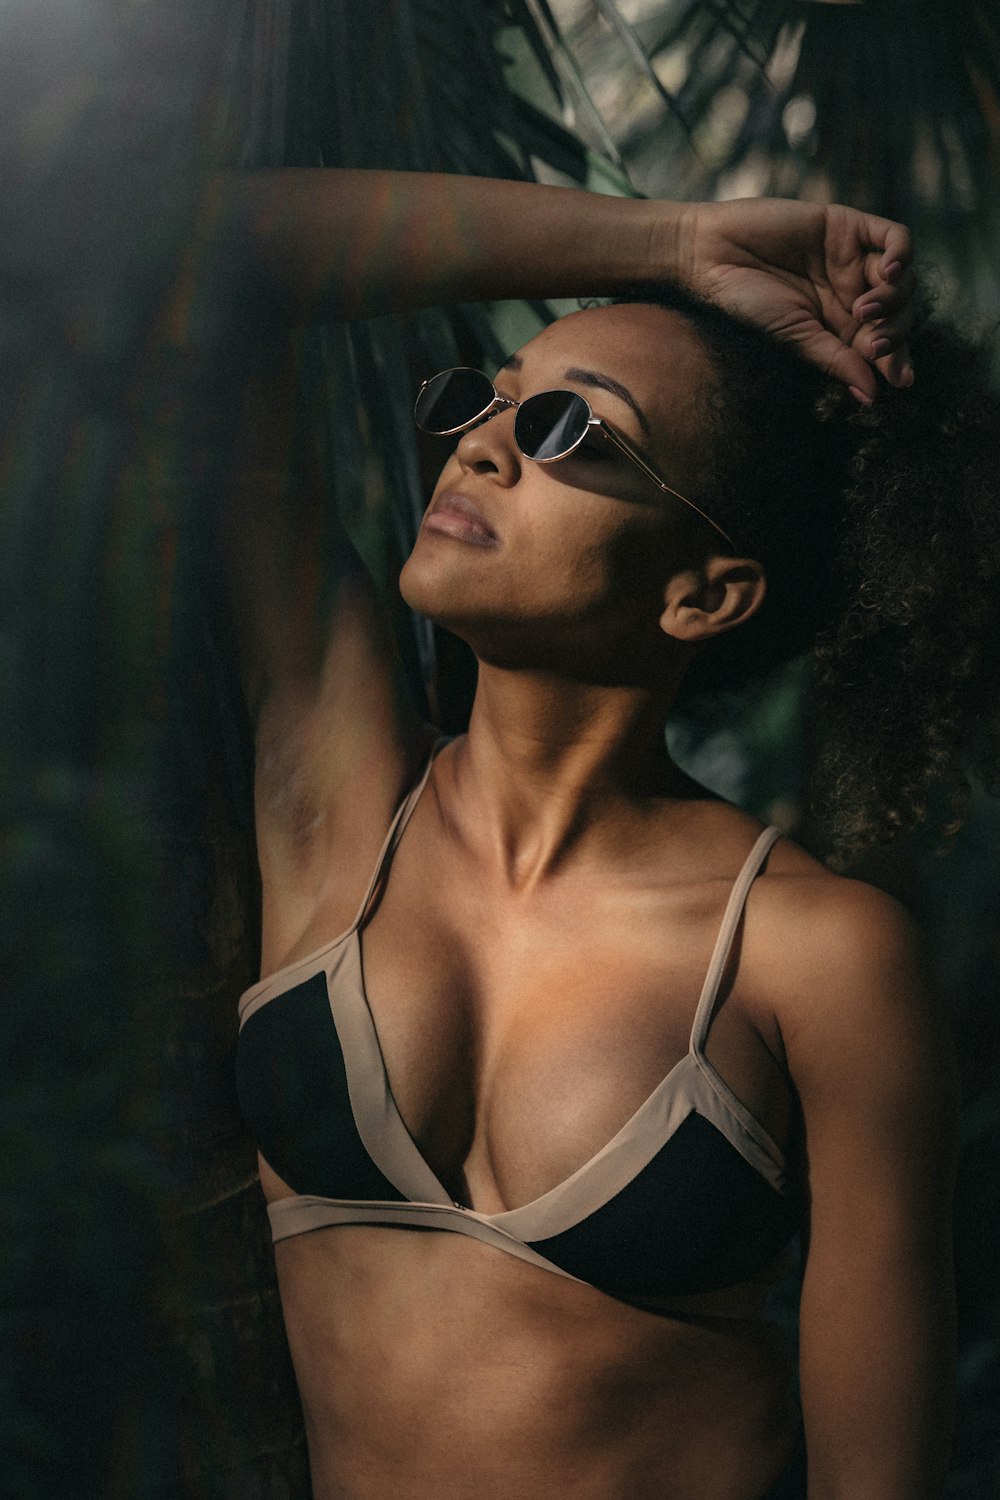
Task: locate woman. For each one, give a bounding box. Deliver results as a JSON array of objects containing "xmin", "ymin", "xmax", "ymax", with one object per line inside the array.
[{"xmin": 221, "ymin": 170, "xmax": 968, "ymax": 1498}]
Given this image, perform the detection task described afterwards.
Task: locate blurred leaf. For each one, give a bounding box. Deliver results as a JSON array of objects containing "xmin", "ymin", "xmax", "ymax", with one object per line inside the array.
[{"xmin": 545, "ymin": 0, "xmax": 1000, "ymax": 315}]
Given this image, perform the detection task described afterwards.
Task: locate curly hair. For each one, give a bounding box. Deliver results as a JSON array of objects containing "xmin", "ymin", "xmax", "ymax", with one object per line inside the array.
[{"xmin": 615, "ymin": 281, "xmax": 1000, "ymax": 867}]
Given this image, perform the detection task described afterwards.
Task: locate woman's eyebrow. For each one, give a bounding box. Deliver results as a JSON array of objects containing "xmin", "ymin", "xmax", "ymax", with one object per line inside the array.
[
  {"xmin": 563, "ymin": 367, "xmax": 651, "ymax": 439},
  {"xmin": 498, "ymin": 353, "xmax": 651, "ymax": 438}
]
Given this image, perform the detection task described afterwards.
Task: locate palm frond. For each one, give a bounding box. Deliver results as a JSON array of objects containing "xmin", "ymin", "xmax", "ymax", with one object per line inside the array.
[
  {"xmin": 543, "ymin": 0, "xmax": 1000, "ymax": 312},
  {"xmin": 591, "ymin": 0, "xmax": 695, "ymax": 136}
]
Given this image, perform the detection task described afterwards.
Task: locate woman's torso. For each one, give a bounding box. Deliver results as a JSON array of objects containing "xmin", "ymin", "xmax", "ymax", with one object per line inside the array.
[{"xmin": 238, "ymin": 736, "xmax": 810, "ymax": 1499}]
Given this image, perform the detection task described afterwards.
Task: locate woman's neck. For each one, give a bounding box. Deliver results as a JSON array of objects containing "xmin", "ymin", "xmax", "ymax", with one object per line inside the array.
[{"xmin": 444, "ymin": 662, "xmax": 691, "ymax": 890}]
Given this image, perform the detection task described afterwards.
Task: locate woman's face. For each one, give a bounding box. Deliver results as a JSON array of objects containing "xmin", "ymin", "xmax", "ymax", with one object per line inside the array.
[{"xmin": 399, "ymin": 302, "xmax": 718, "ymax": 676}]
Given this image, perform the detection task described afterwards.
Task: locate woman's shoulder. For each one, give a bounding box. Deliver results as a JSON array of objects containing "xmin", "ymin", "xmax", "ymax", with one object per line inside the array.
[
  {"xmin": 684, "ymin": 796, "xmax": 915, "ymax": 946},
  {"xmin": 682, "ymin": 798, "xmax": 936, "ymax": 1059},
  {"xmin": 729, "ymin": 821, "xmax": 950, "ymax": 1104},
  {"xmin": 755, "ymin": 830, "xmax": 921, "ymax": 987}
]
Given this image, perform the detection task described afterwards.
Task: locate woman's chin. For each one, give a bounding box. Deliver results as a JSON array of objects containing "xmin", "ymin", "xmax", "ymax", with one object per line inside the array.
[
  {"xmin": 398, "ymin": 544, "xmax": 486, "ymax": 626},
  {"xmin": 397, "ymin": 548, "xmax": 438, "ymax": 617}
]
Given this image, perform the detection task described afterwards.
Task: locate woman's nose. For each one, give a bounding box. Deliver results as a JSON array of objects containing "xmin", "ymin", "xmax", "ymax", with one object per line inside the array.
[{"xmin": 455, "ymin": 409, "xmax": 522, "ymax": 484}]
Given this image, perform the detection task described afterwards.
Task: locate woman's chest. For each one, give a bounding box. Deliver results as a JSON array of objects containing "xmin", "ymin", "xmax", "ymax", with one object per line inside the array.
[{"xmin": 353, "ymin": 852, "xmax": 791, "ymax": 1213}]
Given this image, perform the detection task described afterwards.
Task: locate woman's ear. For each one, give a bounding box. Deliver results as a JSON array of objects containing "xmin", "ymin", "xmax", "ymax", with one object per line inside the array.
[{"xmin": 659, "ymin": 555, "xmax": 767, "ymax": 643}]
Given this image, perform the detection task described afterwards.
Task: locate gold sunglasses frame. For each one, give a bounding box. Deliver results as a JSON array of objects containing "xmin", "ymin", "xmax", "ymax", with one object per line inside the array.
[{"xmin": 415, "ymin": 367, "xmax": 736, "ymax": 551}]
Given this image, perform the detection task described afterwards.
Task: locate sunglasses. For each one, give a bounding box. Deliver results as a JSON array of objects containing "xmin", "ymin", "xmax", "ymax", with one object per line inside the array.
[{"xmin": 414, "ymin": 366, "xmax": 735, "ymax": 549}]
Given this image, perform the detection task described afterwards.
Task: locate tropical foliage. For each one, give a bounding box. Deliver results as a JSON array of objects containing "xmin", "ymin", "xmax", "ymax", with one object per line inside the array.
[
  {"xmin": 2, "ymin": 3, "xmax": 998, "ymax": 1497},
  {"xmin": 540, "ymin": 1, "xmax": 1000, "ymax": 315}
]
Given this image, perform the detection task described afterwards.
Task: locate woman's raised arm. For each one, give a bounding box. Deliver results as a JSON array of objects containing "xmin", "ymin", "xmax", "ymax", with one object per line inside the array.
[
  {"xmin": 219, "ymin": 320, "xmax": 439, "ymax": 976},
  {"xmin": 216, "ymin": 169, "xmax": 914, "ymax": 399}
]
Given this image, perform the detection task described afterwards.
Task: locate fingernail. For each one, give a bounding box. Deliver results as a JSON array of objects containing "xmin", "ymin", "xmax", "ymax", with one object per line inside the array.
[
  {"xmin": 858, "ymin": 302, "xmax": 882, "ymax": 321},
  {"xmin": 871, "ymin": 337, "xmax": 891, "ymax": 357},
  {"xmin": 882, "ymin": 260, "xmax": 902, "ymax": 281},
  {"xmin": 848, "ymin": 385, "xmax": 874, "ymax": 406},
  {"xmin": 900, "ymin": 362, "xmax": 914, "ymax": 387}
]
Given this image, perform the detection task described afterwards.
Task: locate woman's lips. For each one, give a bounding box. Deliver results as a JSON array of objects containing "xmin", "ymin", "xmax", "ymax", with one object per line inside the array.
[{"xmin": 423, "ymin": 493, "xmax": 499, "ymax": 548}]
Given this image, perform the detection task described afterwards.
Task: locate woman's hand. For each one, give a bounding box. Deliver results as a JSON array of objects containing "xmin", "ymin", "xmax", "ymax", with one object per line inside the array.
[
  {"xmin": 221, "ymin": 171, "xmax": 914, "ymax": 404},
  {"xmin": 675, "ymin": 197, "xmax": 913, "ymax": 403}
]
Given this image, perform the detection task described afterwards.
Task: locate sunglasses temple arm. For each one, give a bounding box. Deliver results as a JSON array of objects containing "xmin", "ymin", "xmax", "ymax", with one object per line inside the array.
[{"xmin": 595, "ymin": 422, "xmax": 736, "ymax": 551}]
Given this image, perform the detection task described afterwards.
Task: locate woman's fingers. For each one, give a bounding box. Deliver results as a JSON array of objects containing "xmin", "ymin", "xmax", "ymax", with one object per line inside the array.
[
  {"xmin": 847, "ymin": 240, "xmax": 915, "ymax": 389},
  {"xmin": 802, "ymin": 327, "xmax": 880, "ymax": 403},
  {"xmin": 879, "ymin": 344, "xmax": 915, "ymax": 388},
  {"xmin": 831, "ymin": 211, "xmax": 916, "ymax": 392},
  {"xmin": 862, "ymin": 307, "xmax": 912, "ymax": 353},
  {"xmin": 856, "ymin": 300, "xmax": 915, "ymax": 386},
  {"xmin": 816, "ymin": 302, "xmax": 913, "ymax": 403},
  {"xmin": 858, "ymin": 213, "xmax": 913, "ymax": 279},
  {"xmin": 853, "ymin": 265, "xmax": 915, "ymax": 322}
]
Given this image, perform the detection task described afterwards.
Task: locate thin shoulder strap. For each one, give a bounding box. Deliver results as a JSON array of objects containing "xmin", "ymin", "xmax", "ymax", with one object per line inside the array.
[
  {"xmin": 689, "ymin": 825, "xmax": 783, "ymax": 1057},
  {"xmin": 350, "ymin": 736, "xmax": 452, "ymax": 932}
]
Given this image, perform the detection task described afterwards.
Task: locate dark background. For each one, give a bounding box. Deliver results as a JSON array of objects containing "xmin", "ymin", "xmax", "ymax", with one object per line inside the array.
[{"xmin": 1, "ymin": 2, "xmax": 997, "ymax": 1495}]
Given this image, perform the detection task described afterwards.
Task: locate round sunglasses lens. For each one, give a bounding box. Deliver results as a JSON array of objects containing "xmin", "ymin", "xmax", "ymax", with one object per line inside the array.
[
  {"xmin": 514, "ymin": 390, "xmax": 590, "ymax": 461},
  {"xmin": 414, "ymin": 368, "xmax": 496, "ymax": 434}
]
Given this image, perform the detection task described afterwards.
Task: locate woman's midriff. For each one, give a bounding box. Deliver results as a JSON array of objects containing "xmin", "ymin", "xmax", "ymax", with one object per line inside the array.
[{"xmin": 274, "ymin": 1224, "xmax": 800, "ymax": 1500}]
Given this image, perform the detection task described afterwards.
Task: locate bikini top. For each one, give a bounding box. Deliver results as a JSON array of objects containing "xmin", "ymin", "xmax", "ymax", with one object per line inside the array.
[{"xmin": 236, "ymin": 742, "xmax": 802, "ymax": 1314}]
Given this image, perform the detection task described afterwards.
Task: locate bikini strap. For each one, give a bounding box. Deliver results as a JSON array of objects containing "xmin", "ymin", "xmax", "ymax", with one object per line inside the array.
[
  {"xmin": 689, "ymin": 825, "xmax": 783, "ymax": 1057},
  {"xmin": 350, "ymin": 735, "xmax": 452, "ymax": 932}
]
